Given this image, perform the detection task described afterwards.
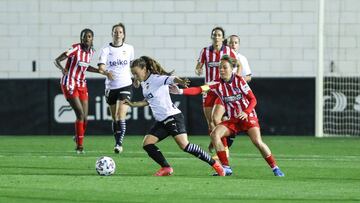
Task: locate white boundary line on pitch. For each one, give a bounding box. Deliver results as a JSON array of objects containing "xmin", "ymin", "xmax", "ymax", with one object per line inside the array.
[{"xmin": 0, "ymin": 152, "xmax": 359, "ymax": 161}]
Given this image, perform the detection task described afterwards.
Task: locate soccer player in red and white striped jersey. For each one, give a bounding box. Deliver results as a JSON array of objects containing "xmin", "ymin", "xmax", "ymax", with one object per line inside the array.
[
  {"xmin": 195, "ymin": 27, "xmax": 238, "ymax": 158},
  {"xmin": 54, "ymin": 28, "xmax": 111, "ymax": 153},
  {"xmin": 171, "ymin": 55, "xmax": 285, "ymax": 177}
]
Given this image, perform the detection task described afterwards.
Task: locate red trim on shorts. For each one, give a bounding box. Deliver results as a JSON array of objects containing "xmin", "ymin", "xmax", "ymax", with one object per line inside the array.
[
  {"xmin": 219, "ymin": 117, "xmax": 260, "ymax": 134},
  {"xmin": 202, "ymin": 91, "xmax": 218, "ymax": 107}
]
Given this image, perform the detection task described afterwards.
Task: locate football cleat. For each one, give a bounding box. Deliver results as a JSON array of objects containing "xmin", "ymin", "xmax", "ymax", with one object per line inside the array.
[
  {"xmin": 213, "ymin": 165, "xmax": 232, "ymax": 176},
  {"xmin": 212, "ymin": 162, "xmax": 225, "ymax": 176},
  {"xmin": 114, "ymin": 144, "xmax": 123, "ymax": 154},
  {"xmin": 154, "ymin": 167, "xmax": 173, "ymax": 176},
  {"xmin": 75, "ymin": 145, "xmax": 84, "ymax": 154},
  {"xmin": 273, "ymin": 167, "xmax": 285, "ymax": 177},
  {"xmin": 223, "ymin": 165, "xmax": 233, "ymax": 176}
]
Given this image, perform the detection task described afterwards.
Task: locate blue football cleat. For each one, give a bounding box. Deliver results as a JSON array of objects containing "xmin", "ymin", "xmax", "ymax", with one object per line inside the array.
[
  {"xmin": 273, "ymin": 167, "xmax": 285, "ymax": 177},
  {"xmin": 223, "ymin": 165, "xmax": 233, "ymax": 176},
  {"xmin": 213, "ymin": 165, "xmax": 232, "ymax": 176}
]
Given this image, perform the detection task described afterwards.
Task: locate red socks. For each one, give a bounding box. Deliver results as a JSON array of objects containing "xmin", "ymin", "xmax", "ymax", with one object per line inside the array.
[
  {"xmin": 265, "ymin": 154, "xmax": 277, "ymax": 169},
  {"xmin": 83, "ymin": 121, "xmax": 88, "ymax": 134},
  {"xmin": 75, "ymin": 120, "xmax": 84, "ymax": 146},
  {"xmin": 221, "ymin": 137, "xmax": 228, "ymax": 148},
  {"xmin": 216, "ymin": 151, "xmax": 229, "ymax": 166}
]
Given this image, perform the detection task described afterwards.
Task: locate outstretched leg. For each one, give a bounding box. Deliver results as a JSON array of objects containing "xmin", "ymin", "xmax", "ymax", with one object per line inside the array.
[
  {"xmin": 174, "ymin": 133, "xmax": 225, "ymax": 176},
  {"xmin": 247, "ymin": 127, "xmax": 285, "ymax": 177}
]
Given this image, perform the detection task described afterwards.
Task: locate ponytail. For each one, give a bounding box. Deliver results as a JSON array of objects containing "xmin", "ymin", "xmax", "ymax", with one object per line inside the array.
[{"xmin": 131, "ymin": 56, "xmax": 173, "ymax": 76}]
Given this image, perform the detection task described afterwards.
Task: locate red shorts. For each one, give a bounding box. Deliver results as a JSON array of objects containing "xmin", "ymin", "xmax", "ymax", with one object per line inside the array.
[
  {"xmin": 214, "ymin": 96, "xmax": 223, "ymax": 106},
  {"xmin": 61, "ymin": 85, "xmax": 88, "ymax": 101},
  {"xmin": 202, "ymin": 91, "xmax": 218, "ymax": 107},
  {"xmin": 219, "ymin": 116, "xmax": 260, "ymax": 134}
]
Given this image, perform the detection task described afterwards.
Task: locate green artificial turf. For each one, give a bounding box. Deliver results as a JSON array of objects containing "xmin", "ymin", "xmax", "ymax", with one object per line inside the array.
[{"xmin": 0, "ymin": 135, "xmax": 359, "ymax": 203}]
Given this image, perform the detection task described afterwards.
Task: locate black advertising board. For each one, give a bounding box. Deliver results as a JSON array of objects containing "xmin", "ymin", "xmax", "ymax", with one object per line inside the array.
[{"xmin": 0, "ymin": 78, "xmax": 316, "ymax": 136}]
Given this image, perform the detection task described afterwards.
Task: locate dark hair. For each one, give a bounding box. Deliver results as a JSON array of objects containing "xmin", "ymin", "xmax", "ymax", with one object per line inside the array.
[
  {"xmin": 211, "ymin": 26, "xmax": 225, "ymax": 39},
  {"xmin": 220, "ymin": 54, "xmax": 236, "ymax": 68},
  {"xmin": 112, "ymin": 22, "xmax": 126, "ymax": 42},
  {"xmin": 80, "ymin": 28, "xmax": 94, "ymax": 48},
  {"xmin": 131, "ymin": 56, "xmax": 173, "ymax": 76}
]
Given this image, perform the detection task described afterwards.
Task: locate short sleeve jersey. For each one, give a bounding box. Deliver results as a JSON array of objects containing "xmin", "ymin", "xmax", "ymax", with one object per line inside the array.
[
  {"xmin": 141, "ymin": 74, "xmax": 181, "ymax": 121},
  {"xmin": 233, "ymin": 53, "xmax": 252, "ymax": 76},
  {"xmin": 98, "ymin": 43, "xmax": 134, "ymax": 89},
  {"xmin": 61, "ymin": 43, "xmax": 95, "ymax": 88},
  {"xmin": 209, "ymin": 74, "xmax": 257, "ymax": 119},
  {"xmin": 197, "ymin": 45, "xmax": 236, "ymax": 83}
]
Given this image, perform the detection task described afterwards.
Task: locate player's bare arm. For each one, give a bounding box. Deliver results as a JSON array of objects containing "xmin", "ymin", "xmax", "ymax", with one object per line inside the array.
[
  {"xmin": 195, "ymin": 62, "xmax": 204, "ymax": 76},
  {"xmin": 54, "ymin": 53, "xmax": 68, "ymax": 75},
  {"xmin": 97, "ymin": 63, "xmax": 114, "ymax": 80},
  {"xmin": 173, "ymin": 77, "xmax": 190, "ymax": 88},
  {"xmin": 124, "ymin": 99, "xmax": 149, "ymax": 107}
]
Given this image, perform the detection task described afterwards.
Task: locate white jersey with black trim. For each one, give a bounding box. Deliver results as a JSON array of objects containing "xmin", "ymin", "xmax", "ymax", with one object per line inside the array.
[
  {"xmin": 233, "ymin": 52, "xmax": 252, "ymax": 76},
  {"xmin": 141, "ymin": 74, "xmax": 181, "ymax": 121},
  {"xmin": 98, "ymin": 43, "xmax": 134, "ymax": 90}
]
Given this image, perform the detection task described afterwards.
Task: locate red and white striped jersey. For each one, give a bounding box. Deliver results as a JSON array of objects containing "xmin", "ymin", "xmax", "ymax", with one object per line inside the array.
[
  {"xmin": 209, "ymin": 74, "xmax": 257, "ymax": 119},
  {"xmin": 61, "ymin": 43, "xmax": 95, "ymax": 88},
  {"xmin": 197, "ymin": 45, "xmax": 236, "ymax": 83}
]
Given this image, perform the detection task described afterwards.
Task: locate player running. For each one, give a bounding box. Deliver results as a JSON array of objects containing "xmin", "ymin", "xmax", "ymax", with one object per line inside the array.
[
  {"xmin": 125, "ymin": 56, "xmax": 225, "ymax": 176},
  {"xmin": 171, "ymin": 55, "xmax": 285, "ymax": 177}
]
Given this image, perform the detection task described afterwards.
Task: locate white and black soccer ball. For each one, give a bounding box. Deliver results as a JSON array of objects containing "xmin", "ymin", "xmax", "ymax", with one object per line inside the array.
[{"xmin": 95, "ymin": 156, "xmax": 116, "ymax": 176}]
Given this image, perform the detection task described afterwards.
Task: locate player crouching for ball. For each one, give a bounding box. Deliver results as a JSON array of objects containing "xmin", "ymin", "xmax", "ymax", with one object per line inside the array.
[
  {"xmin": 170, "ymin": 55, "xmax": 285, "ymax": 177},
  {"xmin": 124, "ymin": 56, "xmax": 225, "ymax": 176}
]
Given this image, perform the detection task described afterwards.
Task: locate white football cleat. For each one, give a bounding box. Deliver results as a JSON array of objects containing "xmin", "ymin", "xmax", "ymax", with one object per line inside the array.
[{"xmin": 114, "ymin": 144, "xmax": 123, "ymax": 154}]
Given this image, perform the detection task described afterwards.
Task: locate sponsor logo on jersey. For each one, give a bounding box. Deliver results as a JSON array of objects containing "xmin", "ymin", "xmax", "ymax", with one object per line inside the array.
[
  {"xmin": 208, "ymin": 61, "xmax": 220, "ymax": 68},
  {"xmin": 78, "ymin": 61, "xmax": 90, "ymax": 67},
  {"xmin": 242, "ymin": 84, "xmax": 251, "ymax": 93},
  {"xmin": 223, "ymin": 94, "xmax": 242, "ymax": 103},
  {"xmin": 109, "ymin": 59, "xmax": 128, "ymax": 67}
]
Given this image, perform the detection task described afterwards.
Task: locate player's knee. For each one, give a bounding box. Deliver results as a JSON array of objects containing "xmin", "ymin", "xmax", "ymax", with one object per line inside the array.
[
  {"xmin": 210, "ymin": 131, "xmax": 220, "ymax": 141},
  {"xmin": 252, "ymin": 140, "xmax": 263, "ymax": 148},
  {"xmin": 76, "ymin": 111, "xmax": 85, "ymax": 121}
]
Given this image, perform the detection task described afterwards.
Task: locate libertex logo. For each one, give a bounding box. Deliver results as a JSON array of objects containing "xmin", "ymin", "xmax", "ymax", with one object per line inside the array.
[{"xmin": 54, "ymin": 94, "xmax": 75, "ymax": 123}]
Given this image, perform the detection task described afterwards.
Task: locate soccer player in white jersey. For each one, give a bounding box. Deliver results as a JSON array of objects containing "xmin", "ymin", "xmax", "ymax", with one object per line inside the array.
[
  {"xmin": 54, "ymin": 28, "xmax": 111, "ymax": 153},
  {"xmin": 170, "ymin": 55, "xmax": 285, "ymax": 177},
  {"xmin": 228, "ymin": 35, "xmax": 252, "ymax": 82},
  {"xmin": 125, "ymin": 56, "xmax": 225, "ymax": 176},
  {"xmin": 98, "ymin": 23, "xmax": 134, "ymax": 153}
]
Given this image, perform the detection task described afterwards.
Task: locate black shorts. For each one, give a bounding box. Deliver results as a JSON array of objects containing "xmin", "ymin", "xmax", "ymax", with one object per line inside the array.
[
  {"xmin": 148, "ymin": 113, "xmax": 187, "ymax": 141},
  {"xmin": 105, "ymin": 85, "xmax": 133, "ymax": 105}
]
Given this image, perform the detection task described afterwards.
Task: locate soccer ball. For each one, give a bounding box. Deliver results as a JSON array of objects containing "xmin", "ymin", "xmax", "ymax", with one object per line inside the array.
[{"xmin": 95, "ymin": 156, "xmax": 116, "ymax": 176}]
